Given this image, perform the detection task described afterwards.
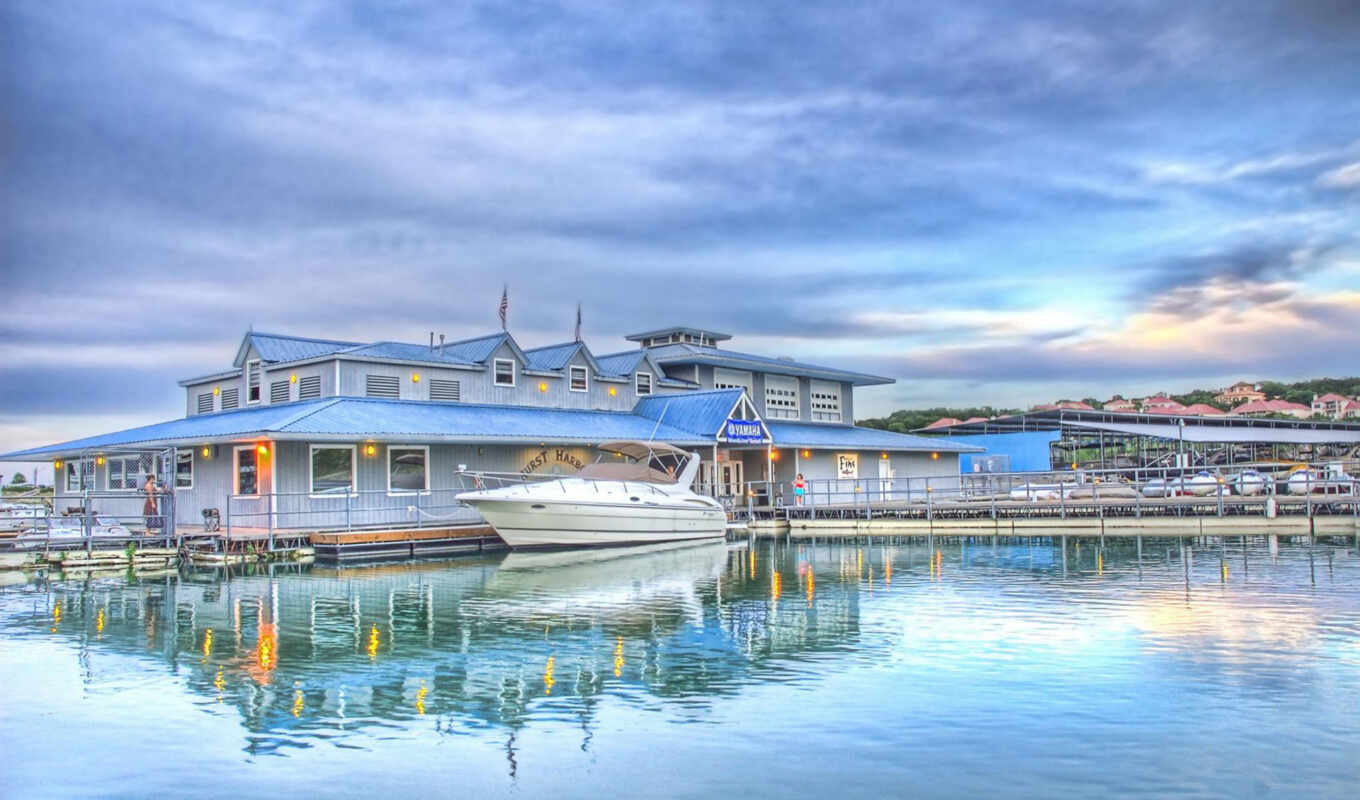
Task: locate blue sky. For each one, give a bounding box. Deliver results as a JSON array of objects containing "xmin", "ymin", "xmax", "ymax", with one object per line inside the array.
[{"xmin": 3, "ymin": 0, "xmax": 1359, "ymax": 478}]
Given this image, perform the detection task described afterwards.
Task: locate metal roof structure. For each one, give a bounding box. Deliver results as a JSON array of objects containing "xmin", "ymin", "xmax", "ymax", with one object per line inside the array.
[
  {"xmin": 341, "ymin": 341, "xmax": 481, "ymax": 366},
  {"xmin": 523, "ymin": 341, "xmax": 588, "ymax": 371},
  {"xmin": 235, "ymin": 332, "xmax": 361, "ymax": 365},
  {"xmin": 0, "ymin": 398, "xmax": 713, "ymax": 458},
  {"xmin": 624, "ymin": 326, "xmax": 732, "ymax": 343},
  {"xmin": 594, "ymin": 350, "xmax": 647, "ymax": 376},
  {"xmin": 643, "ymin": 343, "xmax": 893, "ymax": 386},
  {"xmin": 634, "ymin": 389, "xmax": 751, "ymax": 438},
  {"xmin": 920, "ymin": 408, "xmax": 1360, "ymax": 444},
  {"xmin": 765, "ymin": 421, "xmax": 984, "ymax": 452}
]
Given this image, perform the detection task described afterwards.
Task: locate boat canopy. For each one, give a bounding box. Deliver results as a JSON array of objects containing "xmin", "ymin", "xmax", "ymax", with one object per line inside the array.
[
  {"xmin": 595, "ymin": 441, "xmax": 692, "ymax": 461},
  {"xmin": 577, "ymin": 461, "xmax": 676, "ymax": 483}
]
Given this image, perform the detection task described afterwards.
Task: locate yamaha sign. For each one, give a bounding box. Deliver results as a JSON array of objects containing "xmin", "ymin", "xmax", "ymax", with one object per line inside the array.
[{"xmin": 723, "ymin": 419, "xmax": 766, "ymax": 443}]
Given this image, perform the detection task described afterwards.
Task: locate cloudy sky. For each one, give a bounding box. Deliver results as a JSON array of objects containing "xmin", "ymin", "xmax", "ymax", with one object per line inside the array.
[{"xmin": 3, "ymin": 0, "xmax": 1359, "ymax": 476}]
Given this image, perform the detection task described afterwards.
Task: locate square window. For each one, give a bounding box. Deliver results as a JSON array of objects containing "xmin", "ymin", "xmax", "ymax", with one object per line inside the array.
[
  {"xmin": 569, "ymin": 365, "xmax": 588, "ymax": 392},
  {"xmin": 175, "ymin": 451, "xmax": 194, "ymax": 490},
  {"xmin": 494, "ymin": 359, "xmax": 516, "ymax": 387},
  {"xmin": 309, "ymin": 446, "xmax": 354, "ymax": 495},
  {"xmin": 388, "ymin": 447, "xmax": 428, "ymax": 494}
]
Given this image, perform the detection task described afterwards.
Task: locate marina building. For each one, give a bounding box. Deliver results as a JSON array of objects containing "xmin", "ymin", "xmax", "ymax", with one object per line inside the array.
[{"xmin": 2, "ymin": 325, "xmax": 977, "ymax": 532}]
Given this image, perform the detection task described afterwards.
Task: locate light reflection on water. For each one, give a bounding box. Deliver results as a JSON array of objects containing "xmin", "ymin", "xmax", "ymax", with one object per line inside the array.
[{"xmin": 1, "ymin": 536, "xmax": 1359, "ymax": 799}]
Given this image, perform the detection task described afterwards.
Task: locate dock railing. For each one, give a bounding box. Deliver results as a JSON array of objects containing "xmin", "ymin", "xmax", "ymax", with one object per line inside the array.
[
  {"xmin": 738, "ymin": 461, "xmax": 1360, "ymax": 522},
  {"xmin": 1, "ymin": 489, "xmax": 180, "ymax": 553}
]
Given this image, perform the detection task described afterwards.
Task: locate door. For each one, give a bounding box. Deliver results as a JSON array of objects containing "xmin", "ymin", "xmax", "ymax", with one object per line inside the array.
[
  {"xmin": 879, "ymin": 456, "xmax": 895, "ymax": 499},
  {"xmin": 720, "ymin": 461, "xmax": 744, "ymax": 499}
]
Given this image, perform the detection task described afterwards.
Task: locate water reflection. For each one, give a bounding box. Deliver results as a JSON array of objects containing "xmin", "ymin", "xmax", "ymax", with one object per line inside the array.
[{"xmin": 2, "ymin": 536, "xmax": 1359, "ymax": 794}]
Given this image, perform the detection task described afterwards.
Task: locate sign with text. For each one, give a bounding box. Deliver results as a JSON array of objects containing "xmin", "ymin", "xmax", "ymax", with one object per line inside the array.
[{"xmin": 723, "ymin": 419, "xmax": 766, "ymax": 443}]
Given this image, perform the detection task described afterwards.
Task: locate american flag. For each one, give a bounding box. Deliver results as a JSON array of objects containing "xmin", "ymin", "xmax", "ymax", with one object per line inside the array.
[{"xmin": 498, "ymin": 285, "xmax": 508, "ymax": 330}]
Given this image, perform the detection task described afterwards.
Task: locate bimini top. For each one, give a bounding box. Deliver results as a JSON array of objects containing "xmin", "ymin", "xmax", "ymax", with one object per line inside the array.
[
  {"xmin": 596, "ymin": 441, "xmax": 693, "ymax": 461},
  {"xmin": 581, "ymin": 441, "xmax": 693, "ymax": 483}
]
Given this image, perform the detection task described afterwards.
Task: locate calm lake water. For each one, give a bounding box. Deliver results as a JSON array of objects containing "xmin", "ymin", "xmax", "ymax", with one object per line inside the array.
[{"xmin": 2, "ymin": 536, "xmax": 1358, "ymax": 799}]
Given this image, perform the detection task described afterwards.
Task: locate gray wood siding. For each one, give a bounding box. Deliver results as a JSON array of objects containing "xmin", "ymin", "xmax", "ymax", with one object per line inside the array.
[{"xmin": 262, "ymin": 362, "xmax": 334, "ymax": 404}]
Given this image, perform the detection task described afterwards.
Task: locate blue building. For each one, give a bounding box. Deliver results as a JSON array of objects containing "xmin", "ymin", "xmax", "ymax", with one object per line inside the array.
[{"xmin": 2, "ymin": 325, "xmax": 978, "ymax": 531}]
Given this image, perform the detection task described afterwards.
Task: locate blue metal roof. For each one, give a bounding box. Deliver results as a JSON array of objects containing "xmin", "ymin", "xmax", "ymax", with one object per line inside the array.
[
  {"xmin": 245, "ymin": 333, "xmax": 360, "ymax": 363},
  {"xmin": 643, "ymin": 343, "xmax": 893, "ymax": 386},
  {"xmin": 0, "ymin": 400, "xmax": 340, "ymax": 458},
  {"xmin": 0, "ymin": 398, "xmax": 713, "ymax": 459},
  {"xmin": 765, "ymin": 421, "xmax": 984, "ymax": 452},
  {"xmin": 341, "ymin": 341, "xmax": 480, "ymax": 366},
  {"xmin": 594, "ymin": 351, "xmax": 646, "ymax": 377},
  {"xmin": 436, "ymin": 332, "xmax": 514, "ymax": 364},
  {"xmin": 633, "ymin": 389, "xmax": 746, "ymax": 437},
  {"xmin": 625, "ymin": 326, "xmax": 731, "ymax": 342},
  {"xmin": 282, "ymin": 398, "xmax": 709, "ymax": 444},
  {"xmin": 523, "ymin": 342, "xmax": 579, "ymax": 370}
]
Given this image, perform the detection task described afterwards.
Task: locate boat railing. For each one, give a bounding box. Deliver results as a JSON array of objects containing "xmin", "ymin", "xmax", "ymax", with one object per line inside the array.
[
  {"xmin": 451, "ymin": 469, "xmax": 671, "ymax": 499},
  {"xmin": 1, "ymin": 490, "xmax": 180, "ymax": 552}
]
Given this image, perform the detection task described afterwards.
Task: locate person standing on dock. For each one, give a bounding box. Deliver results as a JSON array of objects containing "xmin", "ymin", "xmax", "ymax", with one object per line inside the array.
[
  {"xmin": 142, "ymin": 474, "xmax": 163, "ymax": 535},
  {"xmin": 793, "ymin": 473, "xmax": 807, "ymax": 506}
]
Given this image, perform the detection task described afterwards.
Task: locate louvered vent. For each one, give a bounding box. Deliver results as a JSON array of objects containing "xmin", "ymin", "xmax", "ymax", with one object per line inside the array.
[
  {"xmin": 197, "ymin": 393, "xmax": 213, "ymax": 414},
  {"xmin": 221, "ymin": 388, "xmax": 240, "ymax": 409},
  {"xmin": 366, "ymin": 375, "xmax": 400, "ymax": 398},
  {"xmin": 270, "ymin": 380, "xmax": 290, "ymax": 404},
  {"xmin": 298, "ymin": 375, "xmax": 321, "ymax": 400},
  {"xmin": 429, "ymin": 378, "xmax": 461, "ymax": 402}
]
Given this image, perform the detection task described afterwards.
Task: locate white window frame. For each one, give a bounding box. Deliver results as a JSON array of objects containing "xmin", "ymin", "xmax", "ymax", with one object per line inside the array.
[
  {"xmin": 66, "ymin": 459, "xmax": 92, "ymax": 493},
  {"xmin": 233, "ymin": 445, "xmax": 263, "ymax": 497},
  {"xmin": 764, "ymin": 374, "xmax": 800, "ymax": 420},
  {"xmin": 246, "ymin": 359, "xmax": 262, "ymax": 405},
  {"xmin": 493, "ymin": 358, "xmax": 516, "ymax": 387},
  {"xmin": 386, "ymin": 445, "xmax": 430, "ymax": 496},
  {"xmin": 810, "ymin": 379, "xmax": 843, "ymax": 423},
  {"xmin": 714, "ymin": 367, "xmax": 753, "ymax": 395},
  {"xmin": 308, "ymin": 444, "xmax": 357, "ymax": 498},
  {"xmin": 568, "ymin": 365, "xmax": 589, "ymax": 393},
  {"xmin": 636, "ymin": 372, "xmax": 653, "ymax": 396},
  {"xmin": 175, "ymin": 450, "xmax": 194, "ymax": 491},
  {"xmin": 106, "ymin": 456, "xmax": 141, "ymax": 492}
]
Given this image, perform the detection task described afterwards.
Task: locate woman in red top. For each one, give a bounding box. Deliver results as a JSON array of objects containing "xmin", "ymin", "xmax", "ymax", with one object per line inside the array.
[{"xmin": 793, "ymin": 473, "xmax": 807, "ymax": 506}]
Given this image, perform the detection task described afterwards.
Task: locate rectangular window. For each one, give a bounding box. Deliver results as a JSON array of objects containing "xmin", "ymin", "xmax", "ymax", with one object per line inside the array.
[
  {"xmin": 298, "ymin": 375, "xmax": 322, "ymax": 400},
  {"xmin": 811, "ymin": 380, "xmax": 842, "ymax": 422},
  {"xmin": 175, "ymin": 451, "xmax": 194, "ymax": 490},
  {"xmin": 429, "ymin": 378, "xmax": 461, "ymax": 402},
  {"xmin": 197, "ymin": 393, "xmax": 213, "ymax": 414},
  {"xmin": 106, "ymin": 456, "xmax": 145, "ymax": 491},
  {"xmin": 246, "ymin": 360, "xmax": 262, "ymax": 404},
  {"xmin": 270, "ymin": 379, "xmax": 290, "ymax": 404},
  {"xmin": 65, "ymin": 460, "xmax": 92, "ymax": 492},
  {"xmin": 636, "ymin": 372, "xmax": 653, "ymax": 396},
  {"xmin": 714, "ymin": 368, "xmax": 753, "ymax": 395},
  {"xmin": 366, "ymin": 374, "xmax": 400, "ymax": 398},
  {"xmin": 494, "ymin": 359, "xmax": 516, "ymax": 387},
  {"xmin": 388, "ymin": 446, "xmax": 428, "ymax": 494},
  {"xmin": 569, "ymin": 365, "xmax": 588, "ymax": 392},
  {"xmin": 764, "ymin": 375, "xmax": 800, "ymax": 420},
  {"xmin": 309, "ymin": 445, "xmax": 355, "ymax": 495},
  {"xmin": 235, "ymin": 447, "xmax": 259, "ymax": 496},
  {"xmin": 221, "ymin": 387, "xmax": 240, "ymax": 409}
]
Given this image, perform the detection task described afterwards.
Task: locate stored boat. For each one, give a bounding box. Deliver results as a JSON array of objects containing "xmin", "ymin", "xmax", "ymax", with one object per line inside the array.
[
  {"xmin": 1231, "ymin": 469, "xmax": 1268, "ymax": 496},
  {"xmin": 456, "ymin": 441, "xmax": 727, "ymax": 549},
  {"xmin": 1286, "ymin": 469, "xmax": 1356, "ymax": 495},
  {"xmin": 1185, "ymin": 471, "xmax": 1226, "ymax": 497}
]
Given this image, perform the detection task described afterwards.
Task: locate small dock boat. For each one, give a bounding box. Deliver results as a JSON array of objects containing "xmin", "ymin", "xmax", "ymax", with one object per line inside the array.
[
  {"xmin": 1185, "ymin": 471, "xmax": 1226, "ymax": 496},
  {"xmin": 456, "ymin": 441, "xmax": 727, "ymax": 549},
  {"xmin": 1231, "ymin": 469, "xmax": 1268, "ymax": 496}
]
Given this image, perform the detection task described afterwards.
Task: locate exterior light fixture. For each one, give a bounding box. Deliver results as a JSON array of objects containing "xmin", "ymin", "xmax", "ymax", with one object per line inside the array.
[
  {"xmin": 881, "ymin": 452, "xmax": 889, "ymax": 460},
  {"xmin": 802, "ymin": 450, "xmax": 810, "ymax": 458},
  {"xmin": 213, "ymin": 386, "xmax": 221, "ymax": 396},
  {"xmin": 609, "ymin": 386, "xmax": 617, "ymax": 397},
  {"xmin": 54, "ymin": 460, "xmax": 63, "ymax": 470},
  {"xmin": 538, "ymin": 382, "xmax": 548, "ymax": 393},
  {"xmin": 770, "ymin": 449, "xmax": 779, "ymax": 461},
  {"xmin": 931, "ymin": 452, "xmax": 939, "ymax": 460},
  {"xmin": 289, "ymin": 373, "xmax": 298, "ymax": 383},
  {"xmin": 364, "ymin": 443, "xmax": 377, "ymax": 457},
  {"xmin": 96, "ymin": 456, "xmax": 105, "ymax": 466},
  {"xmin": 257, "ymin": 444, "xmax": 269, "ymax": 456},
  {"xmin": 411, "ymin": 373, "xmax": 420, "ymax": 383},
  {"xmin": 202, "ymin": 446, "xmax": 211, "ymax": 458}
]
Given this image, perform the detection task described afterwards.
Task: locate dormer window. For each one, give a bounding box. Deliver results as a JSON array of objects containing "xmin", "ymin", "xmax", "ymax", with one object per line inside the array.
[
  {"xmin": 246, "ymin": 360, "xmax": 262, "ymax": 404},
  {"xmin": 636, "ymin": 372, "xmax": 652, "ymax": 396},
  {"xmin": 569, "ymin": 365, "xmax": 588, "ymax": 392},
  {"xmin": 494, "ymin": 359, "xmax": 516, "ymax": 387}
]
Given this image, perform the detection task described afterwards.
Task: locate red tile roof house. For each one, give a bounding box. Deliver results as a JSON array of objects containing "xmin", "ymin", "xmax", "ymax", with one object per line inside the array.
[
  {"xmin": 1141, "ymin": 396, "xmax": 1186, "ymax": 412},
  {"xmin": 1311, "ymin": 393, "xmax": 1356, "ymax": 419},
  {"xmin": 1180, "ymin": 403, "xmax": 1227, "ymax": 416},
  {"xmin": 1103, "ymin": 396, "xmax": 1137, "ymax": 412},
  {"xmin": 1215, "ymin": 381, "xmax": 1266, "ymax": 406},
  {"xmin": 925, "ymin": 417, "xmax": 963, "ymax": 429},
  {"xmin": 1032, "ymin": 401, "xmax": 1094, "ymax": 411},
  {"xmin": 1230, "ymin": 399, "xmax": 1313, "ymax": 419}
]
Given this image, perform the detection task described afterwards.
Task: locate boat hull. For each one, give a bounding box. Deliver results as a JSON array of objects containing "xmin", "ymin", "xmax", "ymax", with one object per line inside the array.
[{"xmin": 464, "ymin": 498, "xmax": 727, "ymax": 549}]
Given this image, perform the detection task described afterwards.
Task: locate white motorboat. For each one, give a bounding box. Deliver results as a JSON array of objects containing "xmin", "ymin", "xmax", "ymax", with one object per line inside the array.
[
  {"xmin": 1231, "ymin": 469, "xmax": 1268, "ymax": 496},
  {"xmin": 1185, "ymin": 471, "xmax": 1226, "ymax": 497},
  {"xmin": 456, "ymin": 441, "xmax": 727, "ymax": 549},
  {"xmin": 1286, "ymin": 469, "xmax": 1356, "ymax": 495},
  {"xmin": 14, "ymin": 516, "xmax": 132, "ymax": 549},
  {"xmin": 0, "ymin": 503, "xmax": 46, "ymax": 532},
  {"xmin": 1007, "ymin": 482, "xmax": 1078, "ymax": 501}
]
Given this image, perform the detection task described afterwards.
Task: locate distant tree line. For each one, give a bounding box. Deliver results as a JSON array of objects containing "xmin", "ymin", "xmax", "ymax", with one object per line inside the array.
[
  {"xmin": 856, "ymin": 377, "xmax": 1360, "ymax": 429},
  {"xmin": 858, "ymin": 406, "xmax": 1021, "ymax": 433}
]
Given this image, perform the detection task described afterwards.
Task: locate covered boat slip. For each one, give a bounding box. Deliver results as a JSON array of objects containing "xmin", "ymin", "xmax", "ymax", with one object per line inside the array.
[{"xmin": 924, "ymin": 408, "xmax": 1360, "ymax": 473}]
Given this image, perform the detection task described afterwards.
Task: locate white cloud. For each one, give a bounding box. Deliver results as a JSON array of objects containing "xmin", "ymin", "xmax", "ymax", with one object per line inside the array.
[{"xmin": 1317, "ymin": 162, "xmax": 1360, "ymax": 189}]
